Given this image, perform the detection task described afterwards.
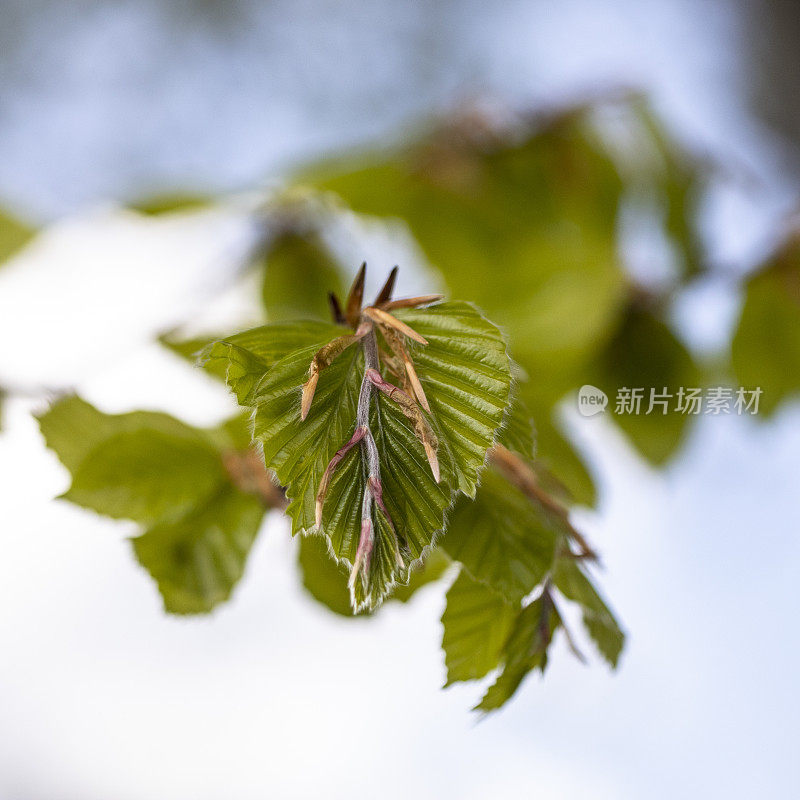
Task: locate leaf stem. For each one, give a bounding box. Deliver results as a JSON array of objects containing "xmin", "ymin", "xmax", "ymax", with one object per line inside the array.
[{"xmin": 350, "ymin": 325, "xmax": 382, "ymax": 589}]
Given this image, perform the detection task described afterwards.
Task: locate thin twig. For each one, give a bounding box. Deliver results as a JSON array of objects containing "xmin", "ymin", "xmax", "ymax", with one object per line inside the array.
[{"xmin": 489, "ymin": 445, "xmax": 598, "ymax": 562}]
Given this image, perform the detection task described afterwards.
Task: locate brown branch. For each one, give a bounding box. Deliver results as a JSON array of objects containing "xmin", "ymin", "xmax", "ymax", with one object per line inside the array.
[
  {"xmin": 222, "ymin": 449, "xmax": 287, "ymax": 510},
  {"xmin": 489, "ymin": 445, "xmax": 598, "ymax": 562}
]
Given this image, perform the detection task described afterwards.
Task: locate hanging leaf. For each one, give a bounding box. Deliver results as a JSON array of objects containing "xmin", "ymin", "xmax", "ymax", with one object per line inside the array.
[
  {"xmin": 553, "ymin": 558, "xmax": 625, "ymax": 668},
  {"xmin": 441, "ymin": 466, "xmax": 557, "ymax": 603},
  {"xmin": 441, "ymin": 569, "xmax": 517, "ymax": 685},
  {"xmin": 731, "ymin": 245, "xmax": 800, "ymax": 415},
  {"xmin": 588, "ymin": 303, "xmax": 701, "ymax": 465},
  {"xmin": 629, "ymin": 97, "xmax": 707, "ymax": 278},
  {"xmin": 475, "ymin": 592, "xmax": 561, "ymax": 712},
  {"xmin": 38, "ymin": 396, "xmax": 214, "ymax": 475},
  {"xmin": 133, "ymin": 486, "xmax": 265, "ymax": 614},
  {"xmin": 61, "ymin": 429, "xmax": 226, "ymax": 525},
  {"xmin": 297, "ymin": 534, "xmax": 355, "ymax": 616}
]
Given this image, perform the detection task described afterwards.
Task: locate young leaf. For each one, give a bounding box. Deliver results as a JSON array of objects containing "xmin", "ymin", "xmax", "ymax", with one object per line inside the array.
[
  {"xmin": 475, "ymin": 592, "xmax": 561, "ymax": 712},
  {"xmin": 441, "ymin": 466, "xmax": 557, "ymax": 603},
  {"xmin": 298, "ymin": 534, "xmax": 451, "ymax": 616},
  {"xmin": 217, "ymin": 299, "xmax": 512, "ymax": 610},
  {"xmin": 390, "ymin": 302, "xmax": 514, "ymax": 497},
  {"xmin": 441, "ymin": 569, "xmax": 517, "ymax": 685},
  {"xmin": 38, "ymin": 395, "xmax": 215, "ymax": 474},
  {"xmin": 496, "ymin": 389, "xmax": 536, "ymax": 460},
  {"xmin": 38, "ymin": 397, "xmax": 269, "ymax": 614},
  {"xmin": 731, "ymin": 249, "xmax": 800, "ymax": 415},
  {"xmin": 260, "ymin": 230, "xmax": 346, "ymax": 322},
  {"xmin": 202, "ymin": 321, "xmax": 345, "ymax": 405},
  {"xmin": 588, "ymin": 304, "xmax": 701, "ymax": 465},
  {"xmin": 62, "ymin": 429, "xmax": 226, "ymax": 525},
  {"xmin": 133, "ymin": 486, "xmax": 265, "ymax": 614},
  {"xmin": 553, "ymin": 558, "xmax": 625, "ymax": 668}
]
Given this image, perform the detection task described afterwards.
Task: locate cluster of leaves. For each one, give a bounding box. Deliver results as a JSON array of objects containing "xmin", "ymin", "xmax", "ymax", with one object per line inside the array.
[
  {"xmin": 3, "ymin": 93, "xmax": 800, "ymax": 712},
  {"xmin": 37, "ymin": 255, "xmax": 624, "ymax": 710}
]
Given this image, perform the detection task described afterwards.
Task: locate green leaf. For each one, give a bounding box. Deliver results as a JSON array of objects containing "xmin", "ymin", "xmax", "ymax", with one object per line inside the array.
[
  {"xmin": 298, "ymin": 535, "xmax": 450, "ymax": 616},
  {"xmin": 38, "ymin": 395, "xmax": 215, "ymax": 474},
  {"xmin": 496, "ymin": 389, "xmax": 536, "ymax": 459},
  {"xmin": 260, "ymin": 230, "xmax": 345, "ymax": 321},
  {"xmin": 441, "ymin": 569, "xmax": 517, "ymax": 685},
  {"xmin": 203, "ymin": 321, "xmax": 345, "ymax": 405},
  {"xmin": 260, "ymin": 339, "xmax": 453, "ymax": 611},
  {"xmin": 62, "ymin": 429, "xmax": 226, "ymax": 525},
  {"xmin": 731, "ymin": 253, "xmax": 800, "ymax": 415},
  {"xmin": 221, "ymin": 300, "xmax": 511, "ymax": 610},
  {"xmin": 38, "ymin": 397, "xmax": 267, "ymax": 615},
  {"xmin": 132, "ymin": 486, "xmax": 265, "ymax": 614},
  {"xmin": 475, "ymin": 594, "xmax": 560, "ymax": 712},
  {"xmin": 390, "ymin": 547, "xmax": 450, "ymax": 603},
  {"xmin": 392, "ymin": 301, "xmax": 513, "ymax": 496},
  {"xmin": 441, "ymin": 466, "xmax": 557, "ymax": 603},
  {"xmin": 297, "ymin": 534, "xmax": 354, "ymax": 617},
  {"xmin": 0, "ymin": 207, "xmax": 34, "ymax": 264},
  {"xmin": 589, "ymin": 304, "xmax": 701, "ymax": 464},
  {"xmin": 554, "ymin": 558, "xmax": 625, "ymax": 668},
  {"xmin": 630, "ymin": 98, "xmax": 706, "ymax": 278}
]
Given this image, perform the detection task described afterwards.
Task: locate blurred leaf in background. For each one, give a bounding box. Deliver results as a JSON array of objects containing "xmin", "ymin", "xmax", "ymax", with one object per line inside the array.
[
  {"xmin": 588, "ymin": 301, "xmax": 701, "ymax": 464},
  {"xmin": 0, "ymin": 206, "xmax": 35, "ymax": 264},
  {"xmin": 441, "ymin": 569, "xmax": 517, "ymax": 685},
  {"xmin": 129, "ymin": 193, "xmax": 212, "ymax": 216},
  {"xmin": 38, "ymin": 397, "xmax": 274, "ymax": 613},
  {"xmin": 732, "ymin": 233, "xmax": 800, "ymax": 414},
  {"xmin": 259, "ymin": 228, "xmax": 345, "ymax": 322}
]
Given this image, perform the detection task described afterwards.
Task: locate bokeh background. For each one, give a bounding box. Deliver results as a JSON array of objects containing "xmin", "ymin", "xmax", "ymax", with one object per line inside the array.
[{"xmin": 1, "ymin": 1, "xmax": 799, "ymax": 797}]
